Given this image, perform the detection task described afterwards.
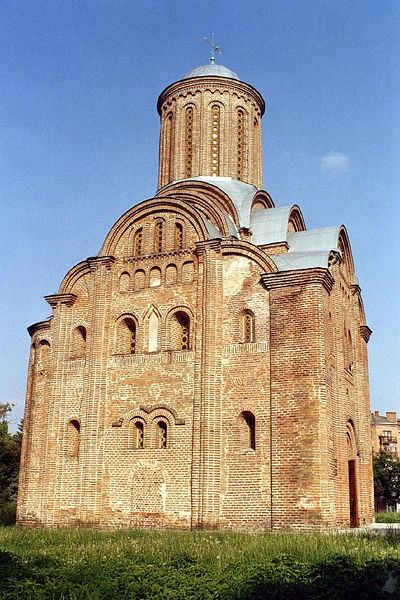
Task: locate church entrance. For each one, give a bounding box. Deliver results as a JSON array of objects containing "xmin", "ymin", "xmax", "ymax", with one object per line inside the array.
[{"xmin": 348, "ymin": 459, "xmax": 358, "ymax": 528}]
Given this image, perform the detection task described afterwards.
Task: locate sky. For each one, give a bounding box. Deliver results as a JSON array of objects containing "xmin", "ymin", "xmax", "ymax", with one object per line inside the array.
[{"xmin": 1, "ymin": 0, "xmax": 399, "ymax": 430}]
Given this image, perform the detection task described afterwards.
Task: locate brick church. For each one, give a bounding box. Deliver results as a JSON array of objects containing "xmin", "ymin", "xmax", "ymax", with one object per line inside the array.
[{"xmin": 17, "ymin": 58, "xmax": 374, "ymax": 530}]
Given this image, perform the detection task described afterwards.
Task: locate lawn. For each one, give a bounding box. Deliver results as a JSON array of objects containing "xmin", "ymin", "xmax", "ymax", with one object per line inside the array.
[{"xmin": 0, "ymin": 527, "xmax": 399, "ymax": 599}]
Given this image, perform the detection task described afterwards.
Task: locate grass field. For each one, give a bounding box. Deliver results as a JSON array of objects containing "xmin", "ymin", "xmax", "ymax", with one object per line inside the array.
[
  {"xmin": 1, "ymin": 527, "xmax": 399, "ymax": 599},
  {"xmin": 376, "ymin": 511, "xmax": 400, "ymax": 523}
]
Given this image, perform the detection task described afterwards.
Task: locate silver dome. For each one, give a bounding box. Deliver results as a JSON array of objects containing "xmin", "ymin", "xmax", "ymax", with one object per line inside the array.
[{"xmin": 182, "ymin": 63, "xmax": 240, "ymax": 81}]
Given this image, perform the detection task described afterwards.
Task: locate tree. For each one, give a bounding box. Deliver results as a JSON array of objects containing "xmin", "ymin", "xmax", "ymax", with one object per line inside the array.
[
  {"xmin": 373, "ymin": 450, "xmax": 400, "ymax": 511},
  {"xmin": 0, "ymin": 403, "xmax": 22, "ymax": 525}
]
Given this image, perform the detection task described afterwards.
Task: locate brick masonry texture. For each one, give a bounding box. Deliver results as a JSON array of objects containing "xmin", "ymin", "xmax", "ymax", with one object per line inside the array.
[{"xmin": 17, "ymin": 67, "xmax": 374, "ymax": 530}]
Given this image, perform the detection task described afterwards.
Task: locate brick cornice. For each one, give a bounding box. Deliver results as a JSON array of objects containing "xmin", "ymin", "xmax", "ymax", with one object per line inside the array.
[
  {"xmin": 261, "ymin": 268, "xmax": 334, "ymax": 293},
  {"xmin": 360, "ymin": 325, "xmax": 372, "ymax": 343},
  {"xmin": 27, "ymin": 319, "xmax": 51, "ymax": 337},
  {"xmin": 259, "ymin": 241, "xmax": 289, "ymax": 254},
  {"xmin": 44, "ymin": 293, "xmax": 77, "ymax": 308},
  {"xmin": 87, "ymin": 255, "xmax": 115, "ymax": 271},
  {"xmin": 195, "ymin": 239, "xmax": 222, "ymax": 256}
]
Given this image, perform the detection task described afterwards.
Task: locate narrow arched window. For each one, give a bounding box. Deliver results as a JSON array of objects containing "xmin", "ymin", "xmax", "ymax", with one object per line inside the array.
[
  {"xmin": 120, "ymin": 272, "xmax": 130, "ymax": 291},
  {"xmin": 184, "ymin": 106, "xmax": 193, "ymax": 178},
  {"xmin": 154, "ymin": 221, "xmax": 163, "ymax": 253},
  {"xmin": 243, "ymin": 312, "xmax": 255, "ymax": 343},
  {"xmin": 133, "ymin": 228, "xmax": 143, "ymax": 256},
  {"xmin": 116, "ymin": 317, "xmax": 136, "ymax": 354},
  {"xmin": 148, "ymin": 310, "xmax": 159, "ymax": 353},
  {"xmin": 178, "ymin": 313, "xmax": 190, "ymax": 350},
  {"xmin": 67, "ymin": 419, "xmax": 80, "ymax": 458},
  {"xmin": 165, "ymin": 112, "xmax": 174, "ymax": 181},
  {"xmin": 157, "ymin": 421, "xmax": 168, "ymax": 449},
  {"xmin": 37, "ymin": 340, "xmax": 50, "ymax": 370},
  {"xmin": 72, "ymin": 325, "xmax": 86, "ymax": 358},
  {"xmin": 175, "ymin": 222, "xmax": 183, "ymax": 250},
  {"xmin": 134, "ymin": 421, "xmax": 144, "ymax": 449},
  {"xmin": 211, "ymin": 105, "xmax": 220, "ymax": 176},
  {"xmin": 237, "ymin": 109, "xmax": 246, "ymax": 180},
  {"xmin": 171, "ymin": 311, "xmax": 190, "ymax": 350},
  {"xmin": 240, "ymin": 411, "xmax": 256, "ymax": 451}
]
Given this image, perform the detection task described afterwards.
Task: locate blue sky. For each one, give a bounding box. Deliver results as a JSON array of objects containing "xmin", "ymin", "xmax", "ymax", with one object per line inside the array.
[{"xmin": 1, "ymin": 0, "xmax": 399, "ymax": 429}]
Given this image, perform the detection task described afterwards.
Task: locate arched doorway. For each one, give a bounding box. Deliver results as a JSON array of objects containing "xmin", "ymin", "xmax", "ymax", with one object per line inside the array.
[{"xmin": 346, "ymin": 421, "xmax": 358, "ymax": 527}]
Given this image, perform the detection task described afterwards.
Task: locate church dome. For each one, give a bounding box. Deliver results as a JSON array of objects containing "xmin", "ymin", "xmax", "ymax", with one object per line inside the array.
[{"xmin": 182, "ymin": 63, "xmax": 240, "ymax": 81}]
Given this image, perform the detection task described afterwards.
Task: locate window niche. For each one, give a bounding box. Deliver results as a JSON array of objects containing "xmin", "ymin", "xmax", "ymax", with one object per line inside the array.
[
  {"xmin": 170, "ymin": 311, "xmax": 190, "ymax": 351},
  {"xmin": 119, "ymin": 272, "xmax": 130, "ymax": 292},
  {"xmin": 134, "ymin": 421, "xmax": 144, "ymax": 449},
  {"xmin": 133, "ymin": 228, "xmax": 143, "ymax": 256},
  {"xmin": 115, "ymin": 317, "xmax": 137, "ymax": 355},
  {"xmin": 154, "ymin": 221, "xmax": 164, "ymax": 254},
  {"xmin": 67, "ymin": 419, "xmax": 80, "ymax": 459},
  {"xmin": 238, "ymin": 411, "xmax": 256, "ymax": 452},
  {"xmin": 175, "ymin": 222, "xmax": 184, "ymax": 250},
  {"xmin": 71, "ymin": 325, "xmax": 86, "ymax": 358},
  {"xmin": 157, "ymin": 420, "xmax": 168, "ymax": 449},
  {"xmin": 242, "ymin": 311, "xmax": 255, "ymax": 343}
]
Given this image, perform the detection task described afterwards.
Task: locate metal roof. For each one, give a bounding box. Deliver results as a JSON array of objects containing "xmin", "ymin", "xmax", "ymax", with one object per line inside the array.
[
  {"xmin": 166, "ymin": 176, "xmax": 258, "ymax": 228},
  {"xmin": 251, "ymin": 206, "xmax": 295, "ymax": 246},
  {"xmin": 182, "ymin": 64, "xmax": 240, "ymax": 81},
  {"xmin": 287, "ymin": 227, "xmax": 342, "ymax": 254},
  {"xmin": 274, "ymin": 251, "xmax": 333, "ymax": 271}
]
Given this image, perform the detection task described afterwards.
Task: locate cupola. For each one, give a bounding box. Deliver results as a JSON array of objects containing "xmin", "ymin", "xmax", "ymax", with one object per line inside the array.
[{"xmin": 157, "ymin": 61, "xmax": 266, "ymax": 190}]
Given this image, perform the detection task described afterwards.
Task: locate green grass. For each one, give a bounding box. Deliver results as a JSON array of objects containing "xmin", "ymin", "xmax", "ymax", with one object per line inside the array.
[
  {"xmin": 376, "ymin": 511, "xmax": 400, "ymax": 523},
  {"xmin": 0, "ymin": 527, "xmax": 399, "ymax": 599}
]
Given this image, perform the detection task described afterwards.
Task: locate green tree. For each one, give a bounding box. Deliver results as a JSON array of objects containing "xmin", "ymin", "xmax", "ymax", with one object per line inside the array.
[
  {"xmin": 0, "ymin": 403, "xmax": 22, "ymax": 525},
  {"xmin": 373, "ymin": 450, "xmax": 400, "ymax": 510}
]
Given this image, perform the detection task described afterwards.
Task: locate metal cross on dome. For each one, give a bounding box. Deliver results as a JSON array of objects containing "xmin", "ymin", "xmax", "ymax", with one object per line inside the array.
[{"xmin": 204, "ymin": 33, "xmax": 222, "ymax": 64}]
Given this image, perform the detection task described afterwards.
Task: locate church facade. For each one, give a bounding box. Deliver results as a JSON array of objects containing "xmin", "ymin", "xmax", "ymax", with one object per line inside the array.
[{"xmin": 17, "ymin": 61, "xmax": 374, "ymax": 530}]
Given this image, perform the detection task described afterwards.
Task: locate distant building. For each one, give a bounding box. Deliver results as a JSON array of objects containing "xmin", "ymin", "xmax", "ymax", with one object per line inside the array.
[
  {"xmin": 371, "ymin": 411, "xmax": 400, "ymax": 459},
  {"xmin": 17, "ymin": 58, "xmax": 374, "ymax": 530}
]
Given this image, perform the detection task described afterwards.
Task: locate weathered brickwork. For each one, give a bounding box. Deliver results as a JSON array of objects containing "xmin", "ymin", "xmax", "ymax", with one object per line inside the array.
[{"xmin": 17, "ymin": 62, "xmax": 374, "ymax": 530}]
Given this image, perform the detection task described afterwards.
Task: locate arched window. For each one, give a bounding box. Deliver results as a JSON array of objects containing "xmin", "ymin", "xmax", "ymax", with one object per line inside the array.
[
  {"xmin": 67, "ymin": 419, "xmax": 80, "ymax": 458},
  {"xmin": 72, "ymin": 325, "xmax": 86, "ymax": 358},
  {"xmin": 147, "ymin": 310, "xmax": 159, "ymax": 353},
  {"xmin": 211, "ymin": 105, "xmax": 220, "ymax": 176},
  {"xmin": 175, "ymin": 222, "xmax": 183, "ymax": 250},
  {"xmin": 236, "ymin": 108, "xmax": 246, "ymax": 180},
  {"xmin": 171, "ymin": 311, "xmax": 190, "ymax": 350},
  {"xmin": 166, "ymin": 264, "xmax": 178, "ymax": 285},
  {"xmin": 37, "ymin": 340, "xmax": 50, "ymax": 370},
  {"xmin": 134, "ymin": 269, "xmax": 145, "ymax": 289},
  {"xmin": 149, "ymin": 266, "xmax": 161, "ymax": 287},
  {"xmin": 120, "ymin": 272, "xmax": 130, "ymax": 291},
  {"xmin": 115, "ymin": 317, "xmax": 136, "ymax": 354},
  {"xmin": 165, "ymin": 112, "xmax": 174, "ymax": 181},
  {"xmin": 242, "ymin": 311, "xmax": 255, "ymax": 343},
  {"xmin": 184, "ymin": 106, "xmax": 193, "ymax": 178},
  {"xmin": 239, "ymin": 411, "xmax": 256, "ymax": 451},
  {"xmin": 154, "ymin": 221, "xmax": 163, "ymax": 253},
  {"xmin": 134, "ymin": 421, "xmax": 144, "ymax": 449},
  {"xmin": 133, "ymin": 228, "xmax": 143, "ymax": 256},
  {"xmin": 157, "ymin": 420, "xmax": 168, "ymax": 449}
]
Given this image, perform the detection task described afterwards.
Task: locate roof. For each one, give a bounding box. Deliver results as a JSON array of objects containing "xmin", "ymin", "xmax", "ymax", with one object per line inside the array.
[
  {"xmin": 182, "ymin": 63, "xmax": 240, "ymax": 81},
  {"xmin": 287, "ymin": 227, "xmax": 342, "ymax": 253},
  {"xmin": 162, "ymin": 176, "xmax": 258, "ymax": 228},
  {"xmin": 251, "ymin": 206, "xmax": 296, "ymax": 245}
]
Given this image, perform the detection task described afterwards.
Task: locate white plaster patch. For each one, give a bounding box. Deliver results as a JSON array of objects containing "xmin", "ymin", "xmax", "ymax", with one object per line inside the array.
[
  {"xmin": 298, "ymin": 496, "xmax": 313, "ymax": 510},
  {"xmin": 223, "ymin": 257, "xmax": 251, "ymax": 296}
]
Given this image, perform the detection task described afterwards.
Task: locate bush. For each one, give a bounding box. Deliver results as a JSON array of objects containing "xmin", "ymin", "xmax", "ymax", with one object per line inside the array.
[
  {"xmin": 0, "ymin": 501, "xmax": 16, "ymax": 526},
  {"xmin": 376, "ymin": 511, "xmax": 400, "ymax": 523}
]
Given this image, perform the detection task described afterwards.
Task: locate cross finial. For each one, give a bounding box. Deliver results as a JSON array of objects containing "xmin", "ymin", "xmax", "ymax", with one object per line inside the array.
[{"xmin": 204, "ymin": 33, "xmax": 222, "ymax": 64}]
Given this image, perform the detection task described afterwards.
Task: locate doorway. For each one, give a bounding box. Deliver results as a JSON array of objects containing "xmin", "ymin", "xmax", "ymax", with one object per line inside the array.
[{"xmin": 348, "ymin": 459, "xmax": 358, "ymax": 527}]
